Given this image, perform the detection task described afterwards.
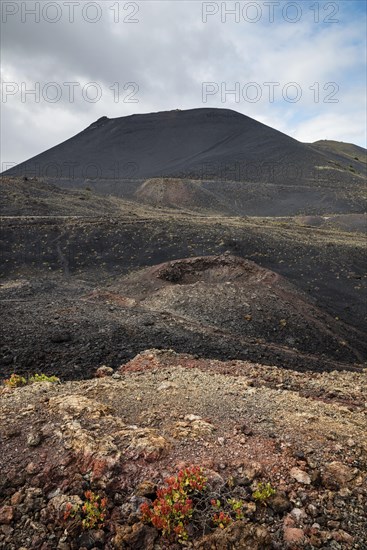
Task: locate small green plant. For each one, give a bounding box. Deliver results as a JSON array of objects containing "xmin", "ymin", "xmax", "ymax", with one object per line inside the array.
[
  {"xmin": 140, "ymin": 466, "xmax": 207, "ymax": 542},
  {"xmin": 228, "ymin": 498, "xmax": 245, "ymax": 520},
  {"xmin": 212, "ymin": 510, "xmax": 232, "ymax": 529},
  {"xmin": 210, "ymin": 497, "xmax": 245, "ymax": 527},
  {"xmin": 3, "ymin": 374, "xmax": 27, "ymax": 388},
  {"xmin": 29, "ymin": 373, "xmax": 60, "ymax": 384},
  {"xmin": 3, "ymin": 373, "xmax": 60, "ymax": 388},
  {"xmin": 64, "ymin": 491, "xmax": 108, "ymax": 530},
  {"xmin": 252, "ymin": 482, "xmax": 276, "ymax": 504},
  {"xmin": 63, "ymin": 502, "xmax": 78, "ymax": 522},
  {"xmin": 141, "ymin": 469, "xmax": 279, "ymax": 542}
]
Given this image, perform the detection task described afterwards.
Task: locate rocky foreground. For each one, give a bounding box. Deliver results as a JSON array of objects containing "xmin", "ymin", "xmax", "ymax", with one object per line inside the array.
[{"xmin": 0, "ymin": 349, "xmax": 366, "ymax": 549}]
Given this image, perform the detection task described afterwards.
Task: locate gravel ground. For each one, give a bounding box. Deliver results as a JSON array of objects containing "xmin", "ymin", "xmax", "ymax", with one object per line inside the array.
[{"xmin": 0, "ymin": 349, "xmax": 366, "ymax": 548}]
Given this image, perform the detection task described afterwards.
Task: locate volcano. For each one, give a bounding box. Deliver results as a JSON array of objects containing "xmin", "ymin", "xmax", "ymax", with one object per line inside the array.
[{"xmin": 4, "ymin": 108, "xmax": 366, "ymax": 186}]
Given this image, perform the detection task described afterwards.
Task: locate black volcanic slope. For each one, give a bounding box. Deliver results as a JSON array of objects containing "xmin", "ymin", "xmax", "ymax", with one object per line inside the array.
[
  {"xmin": 0, "ymin": 254, "xmax": 366, "ymax": 379},
  {"xmin": 5, "ymin": 108, "xmax": 365, "ymax": 185}
]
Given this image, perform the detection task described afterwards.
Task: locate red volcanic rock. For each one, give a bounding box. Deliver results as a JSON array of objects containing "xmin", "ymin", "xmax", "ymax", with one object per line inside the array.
[
  {"xmin": 283, "ymin": 527, "xmax": 305, "ymax": 544},
  {"xmin": 95, "ymin": 365, "xmax": 114, "ymax": 378}
]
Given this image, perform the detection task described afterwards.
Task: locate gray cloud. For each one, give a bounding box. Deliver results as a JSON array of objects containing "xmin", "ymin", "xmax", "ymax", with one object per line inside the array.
[{"xmin": 1, "ymin": 0, "xmax": 366, "ymax": 166}]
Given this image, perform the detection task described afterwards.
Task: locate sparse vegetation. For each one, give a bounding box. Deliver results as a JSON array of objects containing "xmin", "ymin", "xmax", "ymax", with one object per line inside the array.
[
  {"xmin": 64, "ymin": 490, "xmax": 108, "ymax": 530},
  {"xmin": 211, "ymin": 496, "xmax": 246, "ymax": 526},
  {"xmin": 29, "ymin": 373, "xmax": 60, "ymax": 384},
  {"xmin": 141, "ymin": 466, "xmax": 207, "ymax": 541},
  {"xmin": 252, "ymin": 482, "xmax": 276, "ymax": 504},
  {"xmin": 3, "ymin": 373, "xmax": 27, "ymax": 388},
  {"xmin": 0, "ymin": 354, "xmax": 366, "ymax": 547},
  {"xmin": 2, "ymin": 372, "xmax": 60, "ymax": 388},
  {"xmin": 212, "ymin": 509, "xmax": 233, "ymax": 529},
  {"xmin": 141, "ymin": 466, "xmax": 279, "ymax": 542},
  {"xmin": 1, "ymin": 109, "xmax": 366, "ymax": 549}
]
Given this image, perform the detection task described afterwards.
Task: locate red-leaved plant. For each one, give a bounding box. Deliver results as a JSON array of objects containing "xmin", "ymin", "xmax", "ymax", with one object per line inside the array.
[
  {"xmin": 63, "ymin": 490, "xmax": 107, "ymax": 530},
  {"xmin": 140, "ymin": 466, "xmax": 207, "ymax": 541}
]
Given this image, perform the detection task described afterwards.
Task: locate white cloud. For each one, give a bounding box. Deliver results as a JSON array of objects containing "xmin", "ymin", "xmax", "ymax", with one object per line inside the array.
[{"xmin": 292, "ymin": 112, "xmax": 367, "ymax": 145}]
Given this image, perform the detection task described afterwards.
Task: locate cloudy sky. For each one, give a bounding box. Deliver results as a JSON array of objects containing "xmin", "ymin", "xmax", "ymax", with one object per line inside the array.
[{"xmin": 1, "ymin": 0, "xmax": 366, "ymax": 169}]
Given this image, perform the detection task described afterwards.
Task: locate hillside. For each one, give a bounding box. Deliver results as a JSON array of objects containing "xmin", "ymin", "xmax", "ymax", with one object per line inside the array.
[
  {"xmin": 134, "ymin": 178, "xmax": 233, "ymax": 214},
  {"xmin": 0, "ymin": 349, "xmax": 366, "ymax": 549},
  {"xmin": 0, "ymin": 178, "xmax": 124, "ymax": 217},
  {"xmin": 4, "ymin": 109, "xmax": 366, "ymax": 186},
  {"xmin": 4, "ymin": 109, "xmax": 366, "ymax": 217},
  {"xmin": 309, "ymin": 140, "xmax": 367, "ymax": 167}
]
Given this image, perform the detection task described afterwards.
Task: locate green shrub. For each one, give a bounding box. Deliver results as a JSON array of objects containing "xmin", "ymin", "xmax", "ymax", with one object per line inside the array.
[
  {"xmin": 252, "ymin": 482, "xmax": 276, "ymax": 504},
  {"xmin": 29, "ymin": 373, "xmax": 60, "ymax": 384},
  {"xmin": 3, "ymin": 372, "xmax": 60, "ymax": 388},
  {"xmin": 3, "ymin": 374, "xmax": 27, "ymax": 388},
  {"xmin": 64, "ymin": 490, "xmax": 108, "ymax": 530},
  {"xmin": 141, "ymin": 466, "xmax": 207, "ymax": 541},
  {"xmin": 140, "ymin": 467, "xmax": 256, "ymax": 541}
]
